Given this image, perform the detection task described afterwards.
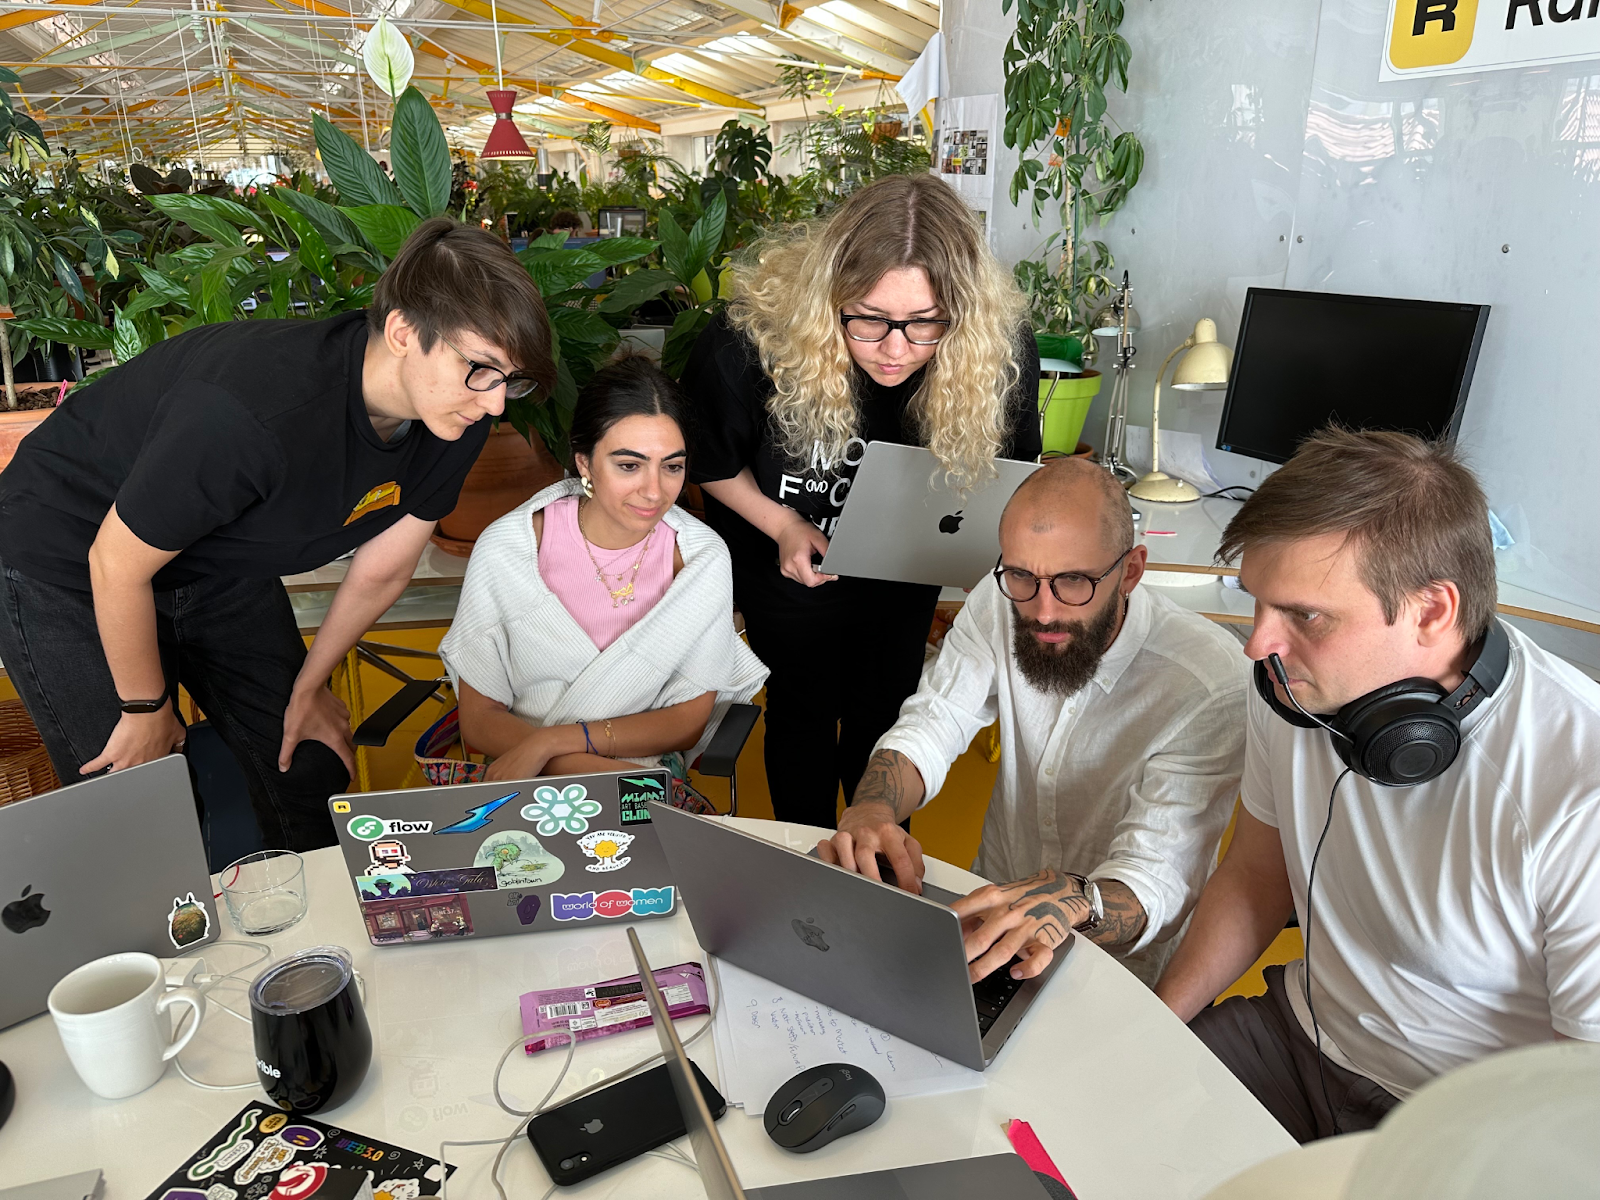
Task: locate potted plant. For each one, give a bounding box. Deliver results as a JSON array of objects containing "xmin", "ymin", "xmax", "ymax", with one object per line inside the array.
[{"xmin": 1002, "ymin": 0, "xmax": 1145, "ymax": 457}]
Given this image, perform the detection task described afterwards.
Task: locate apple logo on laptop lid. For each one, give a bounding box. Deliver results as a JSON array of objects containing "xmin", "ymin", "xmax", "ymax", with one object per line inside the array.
[{"xmin": 2, "ymin": 885, "xmax": 49, "ymax": 934}]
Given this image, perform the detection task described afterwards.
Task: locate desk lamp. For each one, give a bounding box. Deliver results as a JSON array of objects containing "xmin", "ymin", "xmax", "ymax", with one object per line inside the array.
[
  {"xmin": 1096, "ymin": 273, "xmax": 1139, "ymax": 486},
  {"xmin": 1129, "ymin": 318, "xmax": 1232, "ymax": 504}
]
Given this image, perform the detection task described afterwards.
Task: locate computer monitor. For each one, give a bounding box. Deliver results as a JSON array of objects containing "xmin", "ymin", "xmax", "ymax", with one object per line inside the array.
[{"xmin": 1215, "ymin": 288, "xmax": 1490, "ymax": 464}]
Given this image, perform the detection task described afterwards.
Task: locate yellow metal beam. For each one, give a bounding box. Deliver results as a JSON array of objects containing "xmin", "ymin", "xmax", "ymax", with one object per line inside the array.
[
  {"xmin": 429, "ymin": 0, "xmax": 758, "ymax": 111},
  {"xmin": 0, "ymin": 0, "xmax": 100, "ymax": 35},
  {"xmin": 412, "ymin": 42, "xmax": 659, "ymax": 131}
]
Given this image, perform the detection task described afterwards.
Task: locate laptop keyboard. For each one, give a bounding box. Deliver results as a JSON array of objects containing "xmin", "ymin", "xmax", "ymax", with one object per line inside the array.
[{"xmin": 973, "ymin": 958, "xmax": 1026, "ymax": 1036}]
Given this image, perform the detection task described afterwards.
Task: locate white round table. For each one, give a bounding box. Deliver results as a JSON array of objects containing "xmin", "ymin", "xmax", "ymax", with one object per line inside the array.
[{"xmin": 0, "ymin": 819, "xmax": 1293, "ymax": 1198}]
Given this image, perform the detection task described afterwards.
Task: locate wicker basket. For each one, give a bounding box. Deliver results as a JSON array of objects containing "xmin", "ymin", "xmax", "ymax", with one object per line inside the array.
[{"xmin": 0, "ymin": 698, "xmax": 59, "ymax": 807}]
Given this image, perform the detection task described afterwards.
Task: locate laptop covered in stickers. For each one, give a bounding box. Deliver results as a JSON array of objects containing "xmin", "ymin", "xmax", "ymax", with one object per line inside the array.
[
  {"xmin": 328, "ymin": 769, "xmax": 678, "ymax": 946},
  {"xmin": 0, "ymin": 754, "xmax": 217, "ymax": 1030}
]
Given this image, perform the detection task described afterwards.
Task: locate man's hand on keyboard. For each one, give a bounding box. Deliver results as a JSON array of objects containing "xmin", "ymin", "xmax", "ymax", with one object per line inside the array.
[
  {"xmin": 950, "ymin": 869, "xmax": 1093, "ymax": 984},
  {"xmin": 816, "ymin": 799, "xmax": 926, "ymax": 895}
]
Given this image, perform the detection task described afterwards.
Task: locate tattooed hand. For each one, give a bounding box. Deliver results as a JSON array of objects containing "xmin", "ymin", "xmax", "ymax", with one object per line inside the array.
[{"xmin": 950, "ymin": 868, "xmax": 1148, "ymax": 983}]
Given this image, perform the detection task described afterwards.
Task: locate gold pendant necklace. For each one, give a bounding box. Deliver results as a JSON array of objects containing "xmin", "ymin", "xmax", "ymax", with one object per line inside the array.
[{"xmin": 578, "ymin": 501, "xmax": 655, "ymax": 609}]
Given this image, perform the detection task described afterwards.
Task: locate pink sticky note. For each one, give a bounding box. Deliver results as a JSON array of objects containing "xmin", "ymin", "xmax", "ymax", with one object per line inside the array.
[{"xmin": 1004, "ymin": 1118, "xmax": 1072, "ymax": 1191}]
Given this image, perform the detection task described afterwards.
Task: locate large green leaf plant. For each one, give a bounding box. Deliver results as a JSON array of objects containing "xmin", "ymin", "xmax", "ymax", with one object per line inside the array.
[{"xmin": 1002, "ymin": 0, "xmax": 1145, "ymax": 360}]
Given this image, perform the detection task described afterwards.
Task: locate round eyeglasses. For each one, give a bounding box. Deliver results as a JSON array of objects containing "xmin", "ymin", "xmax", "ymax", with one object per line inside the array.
[
  {"xmin": 441, "ymin": 335, "xmax": 540, "ymax": 400},
  {"xmin": 993, "ymin": 547, "xmax": 1133, "ymax": 607},
  {"xmin": 839, "ymin": 314, "xmax": 951, "ymax": 345}
]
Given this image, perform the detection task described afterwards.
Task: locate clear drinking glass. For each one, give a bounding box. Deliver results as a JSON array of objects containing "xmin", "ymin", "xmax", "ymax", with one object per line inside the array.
[{"xmin": 221, "ymin": 850, "xmax": 308, "ymax": 936}]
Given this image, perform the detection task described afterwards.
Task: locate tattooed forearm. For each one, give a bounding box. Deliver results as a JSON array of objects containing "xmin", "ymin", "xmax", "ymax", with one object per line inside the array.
[
  {"xmin": 1091, "ymin": 879, "xmax": 1148, "ymax": 950},
  {"xmin": 999, "ymin": 869, "xmax": 1147, "ymax": 951},
  {"xmin": 849, "ymin": 748, "xmax": 925, "ymax": 822}
]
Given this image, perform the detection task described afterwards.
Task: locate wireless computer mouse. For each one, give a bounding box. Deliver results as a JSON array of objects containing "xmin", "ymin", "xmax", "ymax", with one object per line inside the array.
[{"xmin": 763, "ymin": 1063, "xmax": 885, "ymax": 1153}]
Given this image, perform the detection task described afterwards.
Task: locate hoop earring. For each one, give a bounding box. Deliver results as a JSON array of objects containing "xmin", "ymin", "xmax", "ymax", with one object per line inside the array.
[{"xmin": 580, "ymin": 474, "xmax": 594, "ymax": 499}]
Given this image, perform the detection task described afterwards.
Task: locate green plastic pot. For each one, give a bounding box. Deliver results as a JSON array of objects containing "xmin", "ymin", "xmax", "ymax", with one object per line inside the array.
[{"xmin": 1037, "ymin": 369, "xmax": 1101, "ymax": 457}]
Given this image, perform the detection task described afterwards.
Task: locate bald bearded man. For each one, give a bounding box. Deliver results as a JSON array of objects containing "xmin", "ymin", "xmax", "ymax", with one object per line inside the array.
[{"xmin": 819, "ymin": 460, "xmax": 1248, "ymax": 985}]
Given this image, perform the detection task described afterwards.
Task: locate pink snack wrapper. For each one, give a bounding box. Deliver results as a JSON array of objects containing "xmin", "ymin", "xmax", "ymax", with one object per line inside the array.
[{"xmin": 520, "ymin": 961, "xmax": 710, "ymax": 1054}]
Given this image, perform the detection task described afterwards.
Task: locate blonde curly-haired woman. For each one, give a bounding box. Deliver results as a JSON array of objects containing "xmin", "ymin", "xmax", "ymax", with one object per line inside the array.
[{"xmin": 681, "ymin": 174, "xmax": 1041, "ymax": 829}]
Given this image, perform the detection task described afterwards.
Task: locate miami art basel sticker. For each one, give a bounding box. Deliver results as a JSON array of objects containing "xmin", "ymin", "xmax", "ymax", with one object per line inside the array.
[{"xmin": 551, "ymin": 886, "xmax": 674, "ymax": 922}]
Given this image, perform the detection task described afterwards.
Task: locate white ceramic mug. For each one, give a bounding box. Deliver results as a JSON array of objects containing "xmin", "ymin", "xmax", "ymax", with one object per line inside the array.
[{"xmin": 47, "ymin": 951, "xmax": 204, "ymax": 1099}]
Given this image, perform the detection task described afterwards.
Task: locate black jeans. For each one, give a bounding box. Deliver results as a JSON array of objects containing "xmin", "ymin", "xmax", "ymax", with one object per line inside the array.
[
  {"xmin": 739, "ymin": 576, "xmax": 940, "ymax": 829},
  {"xmin": 0, "ymin": 556, "xmax": 349, "ymax": 851},
  {"xmin": 1189, "ymin": 964, "xmax": 1402, "ymax": 1143}
]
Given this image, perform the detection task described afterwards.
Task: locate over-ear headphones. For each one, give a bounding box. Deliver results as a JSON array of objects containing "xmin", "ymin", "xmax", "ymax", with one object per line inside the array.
[{"xmin": 1254, "ymin": 619, "xmax": 1510, "ymax": 787}]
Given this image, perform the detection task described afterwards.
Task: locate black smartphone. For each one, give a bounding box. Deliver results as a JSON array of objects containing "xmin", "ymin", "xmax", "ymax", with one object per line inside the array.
[{"xmin": 526, "ymin": 1060, "xmax": 727, "ymax": 1186}]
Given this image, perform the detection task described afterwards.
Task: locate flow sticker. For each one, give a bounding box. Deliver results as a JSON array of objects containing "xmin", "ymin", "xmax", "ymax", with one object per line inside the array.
[
  {"xmin": 551, "ymin": 886, "xmax": 674, "ymax": 922},
  {"xmin": 167, "ymin": 892, "xmax": 210, "ymax": 949},
  {"xmin": 521, "ymin": 784, "xmax": 602, "ymax": 836},
  {"xmin": 348, "ymin": 816, "xmax": 432, "ymax": 841},
  {"xmin": 434, "ymin": 791, "xmax": 520, "ymax": 834},
  {"xmin": 187, "ymin": 1110, "xmax": 258, "ymax": 1180},
  {"xmin": 474, "ymin": 830, "xmax": 565, "ymax": 889},
  {"xmin": 577, "ymin": 829, "xmax": 635, "ymax": 872}
]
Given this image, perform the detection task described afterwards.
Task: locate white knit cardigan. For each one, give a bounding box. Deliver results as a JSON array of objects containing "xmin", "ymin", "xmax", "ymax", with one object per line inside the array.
[{"xmin": 439, "ymin": 478, "xmax": 768, "ymax": 761}]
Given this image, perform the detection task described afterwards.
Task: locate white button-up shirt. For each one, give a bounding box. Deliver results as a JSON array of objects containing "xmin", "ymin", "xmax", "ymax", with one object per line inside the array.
[{"xmin": 878, "ymin": 579, "xmax": 1249, "ymax": 983}]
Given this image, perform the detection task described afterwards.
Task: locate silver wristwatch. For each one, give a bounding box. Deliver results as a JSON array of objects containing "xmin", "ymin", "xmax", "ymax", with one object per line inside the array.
[{"xmin": 1066, "ymin": 873, "xmax": 1104, "ymax": 934}]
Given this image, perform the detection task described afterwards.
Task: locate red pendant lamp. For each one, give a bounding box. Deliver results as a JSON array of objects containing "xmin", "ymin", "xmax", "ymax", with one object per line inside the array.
[
  {"xmin": 482, "ymin": 90, "xmax": 535, "ymax": 159},
  {"xmin": 479, "ymin": 0, "xmax": 534, "ymax": 160}
]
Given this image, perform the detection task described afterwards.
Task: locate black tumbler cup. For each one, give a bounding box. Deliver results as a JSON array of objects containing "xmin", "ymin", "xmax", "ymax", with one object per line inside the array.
[{"xmin": 249, "ymin": 944, "xmax": 372, "ymax": 1113}]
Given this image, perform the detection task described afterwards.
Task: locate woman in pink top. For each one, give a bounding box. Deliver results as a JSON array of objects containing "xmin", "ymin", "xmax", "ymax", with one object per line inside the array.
[{"xmin": 440, "ymin": 356, "xmax": 767, "ymax": 784}]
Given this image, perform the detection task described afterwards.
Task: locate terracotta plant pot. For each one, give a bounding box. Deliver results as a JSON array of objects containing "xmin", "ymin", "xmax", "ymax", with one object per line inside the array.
[
  {"xmin": 0, "ymin": 404, "xmax": 54, "ymax": 474},
  {"xmin": 431, "ymin": 423, "xmax": 565, "ymax": 557}
]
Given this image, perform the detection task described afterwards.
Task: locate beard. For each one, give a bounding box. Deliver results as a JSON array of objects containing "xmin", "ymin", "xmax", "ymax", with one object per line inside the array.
[{"xmin": 1011, "ymin": 594, "xmax": 1124, "ymax": 697}]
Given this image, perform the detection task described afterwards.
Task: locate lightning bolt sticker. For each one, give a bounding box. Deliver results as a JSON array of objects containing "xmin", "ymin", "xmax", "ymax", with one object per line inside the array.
[{"xmin": 434, "ymin": 791, "xmax": 520, "ymax": 834}]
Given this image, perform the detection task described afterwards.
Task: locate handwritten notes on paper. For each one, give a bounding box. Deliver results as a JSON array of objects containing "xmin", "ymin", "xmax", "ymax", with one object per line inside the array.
[{"xmin": 710, "ymin": 957, "xmax": 983, "ymax": 1113}]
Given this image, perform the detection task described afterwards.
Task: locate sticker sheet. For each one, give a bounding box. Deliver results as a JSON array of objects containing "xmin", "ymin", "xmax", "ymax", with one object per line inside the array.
[{"xmin": 143, "ymin": 1102, "xmax": 453, "ymax": 1200}]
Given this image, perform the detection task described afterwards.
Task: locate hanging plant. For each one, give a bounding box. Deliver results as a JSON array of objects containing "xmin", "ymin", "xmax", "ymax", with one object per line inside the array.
[{"xmin": 1002, "ymin": 0, "xmax": 1145, "ymax": 359}]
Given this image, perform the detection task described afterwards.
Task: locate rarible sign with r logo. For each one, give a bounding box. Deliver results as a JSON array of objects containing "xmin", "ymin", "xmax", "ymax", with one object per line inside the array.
[
  {"xmin": 347, "ymin": 815, "xmax": 433, "ymax": 841},
  {"xmin": 1382, "ymin": 0, "xmax": 1600, "ymax": 80}
]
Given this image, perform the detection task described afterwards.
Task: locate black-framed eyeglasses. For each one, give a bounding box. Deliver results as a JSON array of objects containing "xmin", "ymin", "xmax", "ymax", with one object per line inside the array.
[
  {"xmin": 993, "ymin": 547, "xmax": 1133, "ymax": 606},
  {"xmin": 839, "ymin": 314, "xmax": 951, "ymax": 345},
  {"xmin": 441, "ymin": 335, "xmax": 540, "ymax": 400}
]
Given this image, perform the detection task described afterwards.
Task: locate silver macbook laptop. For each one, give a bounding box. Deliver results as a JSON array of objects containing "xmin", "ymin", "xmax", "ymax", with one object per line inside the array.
[
  {"xmin": 329, "ymin": 769, "xmax": 677, "ymax": 944},
  {"xmin": 626, "ymin": 928, "xmax": 1052, "ymax": 1200},
  {"xmin": 647, "ymin": 803, "xmax": 1066, "ymax": 1073},
  {"xmin": 0, "ymin": 754, "xmax": 217, "ymax": 1029},
  {"xmin": 819, "ymin": 442, "xmax": 1040, "ymax": 588}
]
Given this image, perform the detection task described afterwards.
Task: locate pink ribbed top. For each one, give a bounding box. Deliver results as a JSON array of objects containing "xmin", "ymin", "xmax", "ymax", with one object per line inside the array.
[{"xmin": 540, "ymin": 494, "xmax": 677, "ymax": 651}]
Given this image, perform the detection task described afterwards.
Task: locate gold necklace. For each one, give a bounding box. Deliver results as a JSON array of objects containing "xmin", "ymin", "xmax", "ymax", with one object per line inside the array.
[{"xmin": 577, "ymin": 500, "xmax": 655, "ymax": 608}]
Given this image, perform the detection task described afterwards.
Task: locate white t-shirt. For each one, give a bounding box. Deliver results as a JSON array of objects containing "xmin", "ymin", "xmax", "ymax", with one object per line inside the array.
[{"xmin": 1242, "ymin": 621, "xmax": 1600, "ymax": 1098}]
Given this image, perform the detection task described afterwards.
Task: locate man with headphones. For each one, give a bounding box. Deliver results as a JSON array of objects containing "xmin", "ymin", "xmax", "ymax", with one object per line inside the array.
[{"xmin": 1156, "ymin": 428, "xmax": 1600, "ymax": 1142}]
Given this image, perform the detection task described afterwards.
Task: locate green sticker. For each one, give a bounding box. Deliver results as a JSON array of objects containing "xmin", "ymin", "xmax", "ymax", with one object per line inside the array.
[
  {"xmin": 348, "ymin": 814, "xmax": 386, "ymax": 841},
  {"xmin": 618, "ymin": 775, "xmax": 665, "ymax": 825}
]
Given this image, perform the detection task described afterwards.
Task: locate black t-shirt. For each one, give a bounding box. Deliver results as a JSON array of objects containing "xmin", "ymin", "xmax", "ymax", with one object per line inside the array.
[
  {"xmin": 682, "ymin": 310, "xmax": 1041, "ymax": 610},
  {"xmin": 0, "ymin": 312, "xmax": 489, "ymax": 591}
]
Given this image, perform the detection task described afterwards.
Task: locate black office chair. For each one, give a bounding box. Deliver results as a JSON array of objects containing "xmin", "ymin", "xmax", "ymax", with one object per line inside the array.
[{"xmin": 348, "ymin": 639, "xmax": 762, "ymax": 815}]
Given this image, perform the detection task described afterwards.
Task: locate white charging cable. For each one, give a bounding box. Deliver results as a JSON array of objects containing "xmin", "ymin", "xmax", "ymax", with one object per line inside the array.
[
  {"xmin": 168, "ymin": 940, "xmax": 274, "ymax": 1091},
  {"xmin": 441, "ymin": 956, "xmax": 722, "ymax": 1200}
]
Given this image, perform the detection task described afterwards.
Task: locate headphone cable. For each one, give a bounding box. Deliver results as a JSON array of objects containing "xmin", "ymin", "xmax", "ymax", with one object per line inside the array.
[{"xmin": 1303, "ymin": 766, "xmax": 1352, "ymax": 1137}]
